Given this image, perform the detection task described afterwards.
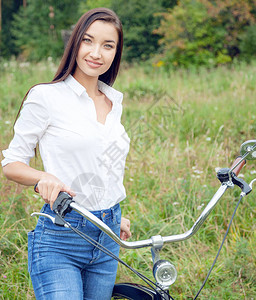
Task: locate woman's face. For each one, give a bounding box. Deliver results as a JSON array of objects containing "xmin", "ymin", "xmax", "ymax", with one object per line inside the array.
[{"xmin": 74, "ymin": 20, "xmax": 119, "ymax": 80}]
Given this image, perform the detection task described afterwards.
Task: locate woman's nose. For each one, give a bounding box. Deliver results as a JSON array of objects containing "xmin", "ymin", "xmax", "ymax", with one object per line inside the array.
[{"xmin": 90, "ymin": 45, "xmax": 101, "ymax": 59}]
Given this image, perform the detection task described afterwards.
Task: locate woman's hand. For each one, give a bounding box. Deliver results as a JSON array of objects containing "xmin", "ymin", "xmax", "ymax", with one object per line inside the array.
[
  {"xmin": 120, "ymin": 217, "xmax": 131, "ymax": 240},
  {"xmin": 37, "ymin": 172, "xmax": 76, "ymax": 209}
]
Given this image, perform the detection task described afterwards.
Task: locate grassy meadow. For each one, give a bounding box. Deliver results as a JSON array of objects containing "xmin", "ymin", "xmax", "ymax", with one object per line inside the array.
[{"xmin": 0, "ymin": 59, "xmax": 256, "ymax": 299}]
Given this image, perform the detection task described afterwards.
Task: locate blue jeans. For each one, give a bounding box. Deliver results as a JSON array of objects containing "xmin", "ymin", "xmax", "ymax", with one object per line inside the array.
[{"xmin": 28, "ymin": 203, "xmax": 121, "ymax": 300}]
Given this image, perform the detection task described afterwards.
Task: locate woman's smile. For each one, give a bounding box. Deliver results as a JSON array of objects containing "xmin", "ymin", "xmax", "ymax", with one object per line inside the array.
[{"xmin": 85, "ymin": 59, "xmax": 103, "ymax": 68}]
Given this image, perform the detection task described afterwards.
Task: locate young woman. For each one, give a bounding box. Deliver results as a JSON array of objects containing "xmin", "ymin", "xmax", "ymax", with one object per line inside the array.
[{"xmin": 2, "ymin": 8, "xmax": 131, "ymax": 300}]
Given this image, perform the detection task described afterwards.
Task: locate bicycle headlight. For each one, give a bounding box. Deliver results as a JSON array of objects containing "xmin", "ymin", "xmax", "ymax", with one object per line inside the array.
[{"xmin": 153, "ymin": 260, "xmax": 177, "ymax": 288}]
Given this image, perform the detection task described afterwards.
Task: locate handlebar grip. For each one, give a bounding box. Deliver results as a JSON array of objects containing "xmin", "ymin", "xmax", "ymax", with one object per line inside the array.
[
  {"xmin": 34, "ymin": 183, "xmax": 39, "ymax": 193},
  {"xmin": 231, "ymin": 156, "xmax": 246, "ymax": 176}
]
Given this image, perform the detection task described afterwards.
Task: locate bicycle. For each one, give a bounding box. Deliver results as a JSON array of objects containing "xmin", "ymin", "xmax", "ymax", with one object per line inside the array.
[{"xmin": 31, "ymin": 140, "xmax": 256, "ymax": 299}]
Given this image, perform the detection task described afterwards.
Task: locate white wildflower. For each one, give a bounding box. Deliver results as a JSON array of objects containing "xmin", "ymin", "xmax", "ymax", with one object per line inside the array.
[
  {"xmin": 191, "ymin": 174, "xmax": 201, "ymax": 179},
  {"xmin": 197, "ymin": 203, "xmax": 205, "ymax": 210},
  {"xmin": 193, "ymin": 169, "xmax": 203, "ymax": 174}
]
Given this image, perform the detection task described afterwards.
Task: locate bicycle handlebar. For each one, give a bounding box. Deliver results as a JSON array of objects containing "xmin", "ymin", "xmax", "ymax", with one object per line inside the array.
[
  {"xmin": 32, "ymin": 156, "xmax": 251, "ymax": 250},
  {"xmin": 70, "ymin": 184, "xmax": 229, "ymax": 249}
]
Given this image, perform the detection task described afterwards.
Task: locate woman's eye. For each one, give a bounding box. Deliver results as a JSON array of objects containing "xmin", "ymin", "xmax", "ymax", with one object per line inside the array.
[
  {"xmin": 83, "ymin": 38, "xmax": 91, "ymax": 43},
  {"xmin": 105, "ymin": 44, "xmax": 114, "ymax": 49}
]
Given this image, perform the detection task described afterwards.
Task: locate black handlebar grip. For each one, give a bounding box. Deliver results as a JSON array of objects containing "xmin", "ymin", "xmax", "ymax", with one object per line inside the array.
[
  {"xmin": 52, "ymin": 192, "xmax": 74, "ymax": 216},
  {"xmin": 34, "ymin": 183, "xmax": 39, "ymax": 193}
]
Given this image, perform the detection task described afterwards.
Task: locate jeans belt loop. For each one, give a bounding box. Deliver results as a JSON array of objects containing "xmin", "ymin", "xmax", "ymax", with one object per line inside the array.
[{"xmin": 111, "ymin": 206, "xmax": 115, "ymax": 223}]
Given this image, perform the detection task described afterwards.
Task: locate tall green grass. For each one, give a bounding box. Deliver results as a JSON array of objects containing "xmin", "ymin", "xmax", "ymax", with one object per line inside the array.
[{"xmin": 0, "ymin": 59, "xmax": 255, "ymax": 299}]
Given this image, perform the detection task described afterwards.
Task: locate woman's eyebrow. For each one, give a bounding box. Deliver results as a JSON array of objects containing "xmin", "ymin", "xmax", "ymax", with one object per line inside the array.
[
  {"xmin": 105, "ymin": 39, "xmax": 116, "ymax": 44},
  {"xmin": 84, "ymin": 33, "xmax": 116, "ymax": 44},
  {"xmin": 84, "ymin": 33, "xmax": 94, "ymax": 38}
]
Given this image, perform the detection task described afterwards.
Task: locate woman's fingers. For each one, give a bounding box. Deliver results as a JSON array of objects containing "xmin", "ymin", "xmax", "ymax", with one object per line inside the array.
[
  {"xmin": 120, "ymin": 217, "xmax": 131, "ymax": 240},
  {"xmin": 38, "ymin": 181, "xmax": 49, "ymax": 202},
  {"xmin": 36, "ymin": 173, "xmax": 76, "ymax": 209},
  {"xmin": 48, "ymin": 184, "xmax": 76, "ymax": 209},
  {"xmin": 61, "ymin": 185, "xmax": 76, "ymax": 197},
  {"xmin": 49, "ymin": 184, "xmax": 63, "ymax": 210}
]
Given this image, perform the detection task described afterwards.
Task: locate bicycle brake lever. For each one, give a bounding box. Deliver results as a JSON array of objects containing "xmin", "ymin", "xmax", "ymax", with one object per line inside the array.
[
  {"xmin": 31, "ymin": 212, "xmax": 69, "ymax": 227},
  {"xmin": 31, "ymin": 212, "xmax": 56, "ymax": 223},
  {"xmin": 217, "ymin": 168, "xmax": 252, "ymax": 195},
  {"xmin": 231, "ymin": 172, "xmax": 252, "ymax": 195},
  {"xmin": 31, "ymin": 192, "xmax": 74, "ymax": 227}
]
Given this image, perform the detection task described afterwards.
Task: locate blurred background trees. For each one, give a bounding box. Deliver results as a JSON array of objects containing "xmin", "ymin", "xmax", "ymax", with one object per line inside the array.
[
  {"xmin": 0, "ymin": 0, "xmax": 256, "ymax": 67},
  {"xmin": 154, "ymin": 0, "xmax": 256, "ymax": 68},
  {"xmin": 0, "ymin": 0, "xmax": 80, "ymax": 60}
]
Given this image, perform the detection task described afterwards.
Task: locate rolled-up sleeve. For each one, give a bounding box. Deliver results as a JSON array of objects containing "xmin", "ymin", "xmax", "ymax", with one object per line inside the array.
[{"xmin": 1, "ymin": 86, "xmax": 50, "ymax": 167}]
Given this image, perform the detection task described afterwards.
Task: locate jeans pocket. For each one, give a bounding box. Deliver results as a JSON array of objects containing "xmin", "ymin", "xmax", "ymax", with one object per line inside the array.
[
  {"xmin": 27, "ymin": 230, "xmax": 35, "ymax": 273},
  {"xmin": 43, "ymin": 217, "xmax": 80, "ymax": 235}
]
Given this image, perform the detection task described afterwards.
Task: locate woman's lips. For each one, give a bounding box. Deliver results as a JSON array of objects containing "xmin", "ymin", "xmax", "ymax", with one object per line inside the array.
[{"xmin": 85, "ymin": 60, "xmax": 103, "ymax": 68}]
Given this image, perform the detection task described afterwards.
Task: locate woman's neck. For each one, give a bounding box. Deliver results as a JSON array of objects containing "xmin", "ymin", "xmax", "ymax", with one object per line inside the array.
[{"xmin": 73, "ymin": 70, "xmax": 101, "ymax": 98}]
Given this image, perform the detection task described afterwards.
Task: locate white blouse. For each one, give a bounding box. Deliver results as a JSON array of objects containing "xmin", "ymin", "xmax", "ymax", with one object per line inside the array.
[{"xmin": 2, "ymin": 75, "xmax": 130, "ymax": 211}]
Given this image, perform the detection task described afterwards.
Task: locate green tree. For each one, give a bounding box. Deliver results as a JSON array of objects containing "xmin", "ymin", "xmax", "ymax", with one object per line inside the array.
[
  {"xmin": 11, "ymin": 0, "xmax": 80, "ymax": 61},
  {"xmin": 239, "ymin": 24, "xmax": 256, "ymax": 60},
  {"xmin": 112, "ymin": 0, "xmax": 177, "ymax": 61},
  {"xmin": 154, "ymin": 0, "xmax": 256, "ymax": 68},
  {"xmin": 79, "ymin": 0, "xmax": 112, "ymax": 11},
  {"xmin": 0, "ymin": 0, "xmax": 22, "ymax": 58}
]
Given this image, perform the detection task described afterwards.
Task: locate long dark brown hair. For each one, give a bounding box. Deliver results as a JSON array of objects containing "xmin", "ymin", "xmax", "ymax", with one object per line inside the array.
[
  {"xmin": 53, "ymin": 7, "xmax": 123, "ymax": 85},
  {"xmin": 16, "ymin": 7, "xmax": 123, "ymax": 121}
]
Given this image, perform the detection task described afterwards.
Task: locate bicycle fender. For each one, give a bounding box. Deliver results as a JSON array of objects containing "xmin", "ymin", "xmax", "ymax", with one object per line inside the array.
[{"xmin": 112, "ymin": 283, "xmax": 162, "ymax": 300}]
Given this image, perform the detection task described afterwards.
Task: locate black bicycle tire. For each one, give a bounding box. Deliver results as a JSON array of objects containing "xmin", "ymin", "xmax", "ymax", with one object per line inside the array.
[{"xmin": 112, "ymin": 283, "xmax": 164, "ymax": 300}]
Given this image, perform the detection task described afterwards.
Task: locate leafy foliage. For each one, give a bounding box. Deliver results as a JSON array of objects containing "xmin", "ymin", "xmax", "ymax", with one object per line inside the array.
[
  {"xmin": 79, "ymin": 0, "xmax": 112, "ymax": 11},
  {"xmin": 239, "ymin": 24, "xmax": 256, "ymax": 60},
  {"xmin": 0, "ymin": 0, "xmax": 21, "ymax": 57},
  {"xmin": 154, "ymin": 0, "xmax": 256, "ymax": 68},
  {"xmin": 11, "ymin": 0, "xmax": 80, "ymax": 61},
  {"xmin": 1, "ymin": 0, "xmax": 256, "ymax": 65},
  {"xmin": 111, "ymin": 0, "xmax": 177, "ymax": 61}
]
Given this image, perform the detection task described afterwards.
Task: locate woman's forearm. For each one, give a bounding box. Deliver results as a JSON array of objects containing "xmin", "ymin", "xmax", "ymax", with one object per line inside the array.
[
  {"xmin": 3, "ymin": 161, "xmax": 76, "ymax": 208},
  {"xmin": 2, "ymin": 161, "xmax": 44, "ymax": 186}
]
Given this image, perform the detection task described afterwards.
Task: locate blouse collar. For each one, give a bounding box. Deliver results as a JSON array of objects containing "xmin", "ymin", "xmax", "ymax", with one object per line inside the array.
[{"xmin": 64, "ymin": 74, "xmax": 123, "ymax": 104}]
